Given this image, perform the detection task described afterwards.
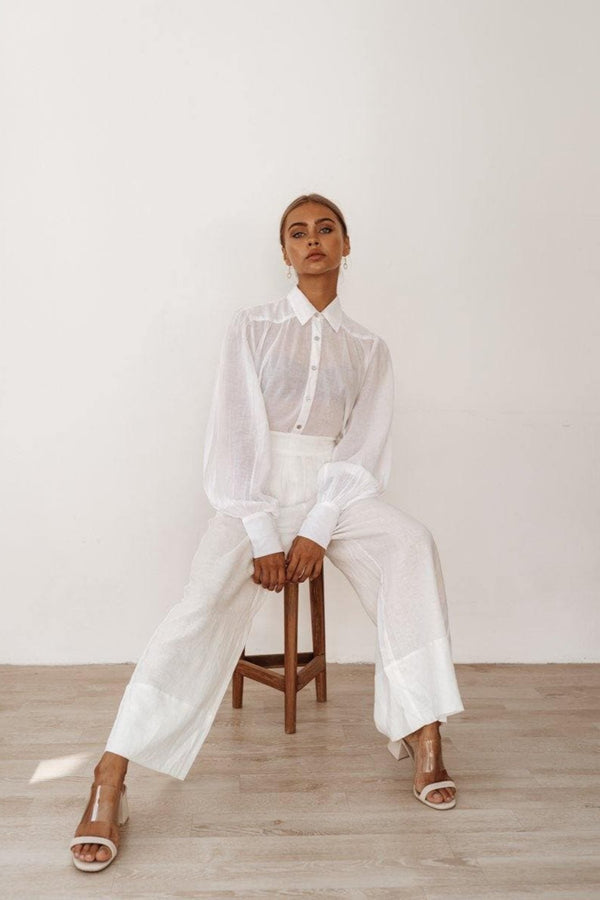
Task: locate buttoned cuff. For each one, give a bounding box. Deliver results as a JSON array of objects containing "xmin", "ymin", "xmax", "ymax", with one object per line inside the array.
[
  {"xmin": 296, "ymin": 501, "xmax": 341, "ymax": 551},
  {"xmin": 241, "ymin": 512, "xmax": 284, "ymax": 559}
]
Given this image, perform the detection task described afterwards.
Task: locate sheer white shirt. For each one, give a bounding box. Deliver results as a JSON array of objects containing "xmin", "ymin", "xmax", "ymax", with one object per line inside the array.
[{"xmin": 202, "ymin": 283, "xmax": 395, "ymax": 558}]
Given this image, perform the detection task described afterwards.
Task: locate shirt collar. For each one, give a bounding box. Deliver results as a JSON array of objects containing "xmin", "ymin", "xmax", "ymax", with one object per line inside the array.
[{"xmin": 287, "ymin": 283, "xmax": 343, "ymax": 332}]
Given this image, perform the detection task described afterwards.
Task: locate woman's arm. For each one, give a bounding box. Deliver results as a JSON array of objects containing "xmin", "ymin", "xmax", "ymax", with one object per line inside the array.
[
  {"xmin": 203, "ymin": 308, "xmax": 284, "ymax": 559},
  {"xmin": 295, "ymin": 335, "xmax": 395, "ymax": 549}
]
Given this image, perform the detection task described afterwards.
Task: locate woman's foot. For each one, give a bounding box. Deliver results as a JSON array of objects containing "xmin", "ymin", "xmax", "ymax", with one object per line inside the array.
[
  {"xmin": 403, "ymin": 720, "xmax": 456, "ymax": 805},
  {"xmin": 71, "ymin": 752, "xmax": 129, "ymax": 864}
]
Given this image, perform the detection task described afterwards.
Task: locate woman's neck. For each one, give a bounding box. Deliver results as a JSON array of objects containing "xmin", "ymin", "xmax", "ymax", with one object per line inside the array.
[{"xmin": 296, "ymin": 274, "xmax": 339, "ymax": 312}]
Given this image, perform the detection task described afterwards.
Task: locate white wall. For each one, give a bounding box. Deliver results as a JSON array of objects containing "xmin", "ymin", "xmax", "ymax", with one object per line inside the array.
[{"xmin": 1, "ymin": 0, "xmax": 598, "ymax": 664}]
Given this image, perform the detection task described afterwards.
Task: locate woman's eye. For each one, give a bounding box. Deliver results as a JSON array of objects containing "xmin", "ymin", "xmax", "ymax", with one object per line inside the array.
[{"xmin": 291, "ymin": 226, "xmax": 333, "ymax": 239}]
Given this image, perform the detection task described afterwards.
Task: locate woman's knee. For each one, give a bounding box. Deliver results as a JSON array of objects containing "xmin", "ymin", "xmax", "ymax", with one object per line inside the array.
[{"xmin": 378, "ymin": 501, "xmax": 435, "ymax": 547}]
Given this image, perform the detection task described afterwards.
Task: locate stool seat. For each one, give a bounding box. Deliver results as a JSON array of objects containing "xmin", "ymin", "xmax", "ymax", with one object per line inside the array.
[{"xmin": 231, "ymin": 569, "xmax": 327, "ymax": 733}]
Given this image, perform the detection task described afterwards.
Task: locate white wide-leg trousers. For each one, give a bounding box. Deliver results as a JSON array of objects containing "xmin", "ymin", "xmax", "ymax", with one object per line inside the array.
[{"xmin": 105, "ymin": 430, "xmax": 465, "ymax": 780}]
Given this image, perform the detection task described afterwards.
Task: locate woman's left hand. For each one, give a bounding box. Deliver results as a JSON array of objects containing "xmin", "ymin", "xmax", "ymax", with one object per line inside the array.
[{"xmin": 285, "ymin": 536, "xmax": 325, "ymax": 583}]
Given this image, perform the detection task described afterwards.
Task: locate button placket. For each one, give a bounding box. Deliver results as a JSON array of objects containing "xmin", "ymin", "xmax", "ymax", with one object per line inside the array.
[{"xmin": 294, "ymin": 315, "xmax": 322, "ymax": 432}]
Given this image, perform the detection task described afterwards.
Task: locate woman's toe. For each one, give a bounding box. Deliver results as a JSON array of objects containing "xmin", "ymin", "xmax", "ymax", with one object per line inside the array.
[
  {"xmin": 72, "ymin": 837, "xmax": 116, "ymax": 863},
  {"xmin": 86, "ymin": 843, "xmax": 103, "ymax": 861}
]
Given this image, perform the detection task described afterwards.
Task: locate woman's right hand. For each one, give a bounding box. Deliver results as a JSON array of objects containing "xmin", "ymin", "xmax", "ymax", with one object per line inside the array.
[{"xmin": 252, "ymin": 551, "xmax": 287, "ymax": 592}]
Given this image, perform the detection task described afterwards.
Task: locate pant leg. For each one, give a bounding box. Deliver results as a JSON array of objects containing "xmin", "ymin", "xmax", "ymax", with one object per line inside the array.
[
  {"xmin": 104, "ymin": 512, "xmax": 268, "ymax": 780},
  {"xmin": 325, "ymin": 496, "xmax": 465, "ymax": 741},
  {"xmin": 104, "ymin": 432, "xmax": 333, "ymax": 782}
]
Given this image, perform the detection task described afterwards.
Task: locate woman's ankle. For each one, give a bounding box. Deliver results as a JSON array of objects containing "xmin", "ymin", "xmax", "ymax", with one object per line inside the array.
[
  {"xmin": 405, "ymin": 720, "xmax": 441, "ymax": 741},
  {"xmin": 93, "ymin": 751, "xmax": 129, "ymax": 782}
]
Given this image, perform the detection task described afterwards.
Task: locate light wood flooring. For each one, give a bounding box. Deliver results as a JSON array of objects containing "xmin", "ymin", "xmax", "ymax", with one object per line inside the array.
[{"xmin": 1, "ymin": 662, "xmax": 599, "ymax": 898}]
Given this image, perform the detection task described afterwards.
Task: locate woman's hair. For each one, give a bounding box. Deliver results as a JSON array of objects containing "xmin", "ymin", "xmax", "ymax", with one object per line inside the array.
[{"xmin": 279, "ymin": 193, "xmax": 348, "ymax": 247}]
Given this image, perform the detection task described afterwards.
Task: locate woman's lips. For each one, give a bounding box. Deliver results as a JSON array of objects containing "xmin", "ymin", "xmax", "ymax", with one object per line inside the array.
[{"xmin": 307, "ymin": 253, "xmax": 325, "ymax": 260}]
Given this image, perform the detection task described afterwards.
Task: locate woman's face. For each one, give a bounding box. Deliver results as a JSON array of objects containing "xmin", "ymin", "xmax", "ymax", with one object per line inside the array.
[{"xmin": 282, "ymin": 201, "xmax": 350, "ymax": 278}]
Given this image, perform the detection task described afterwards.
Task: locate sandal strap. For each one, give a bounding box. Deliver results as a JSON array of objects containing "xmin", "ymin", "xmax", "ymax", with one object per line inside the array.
[
  {"xmin": 416, "ymin": 779, "xmax": 456, "ymax": 800},
  {"xmin": 74, "ymin": 817, "xmax": 117, "ymax": 838},
  {"xmin": 73, "ymin": 782, "xmax": 125, "ymax": 844},
  {"xmin": 69, "ymin": 835, "xmax": 117, "ymax": 858}
]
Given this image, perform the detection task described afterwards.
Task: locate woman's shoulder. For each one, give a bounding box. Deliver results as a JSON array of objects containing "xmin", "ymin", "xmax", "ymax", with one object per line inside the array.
[
  {"xmin": 339, "ymin": 309, "xmax": 388, "ymax": 349},
  {"xmin": 229, "ymin": 294, "xmax": 286, "ymax": 325}
]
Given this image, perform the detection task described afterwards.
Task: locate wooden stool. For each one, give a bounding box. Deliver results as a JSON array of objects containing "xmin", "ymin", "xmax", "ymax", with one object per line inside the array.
[{"xmin": 231, "ymin": 569, "xmax": 327, "ymax": 733}]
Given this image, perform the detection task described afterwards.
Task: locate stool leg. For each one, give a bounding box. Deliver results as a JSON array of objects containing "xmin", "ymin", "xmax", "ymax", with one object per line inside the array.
[
  {"xmin": 310, "ymin": 571, "xmax": 327, "ymax": 702},
  {"xmin": 232, "ymin": 645, "xmax": 245, "ymax": 708},
  {"xmin": 284, "ymin": 581, "xmax": 299, "ymax": 733}
]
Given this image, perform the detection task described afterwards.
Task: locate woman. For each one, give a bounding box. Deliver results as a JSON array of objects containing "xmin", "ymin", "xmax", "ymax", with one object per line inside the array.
[{"xmin": 70, "ymin": 192, "xmax": 465, "ymax": 871}]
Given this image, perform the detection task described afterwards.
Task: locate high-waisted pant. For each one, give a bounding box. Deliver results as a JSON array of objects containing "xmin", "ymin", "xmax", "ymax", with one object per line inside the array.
[{"xmin": 104, "ymin": 430, "xmax": 465, "ymax": 780}]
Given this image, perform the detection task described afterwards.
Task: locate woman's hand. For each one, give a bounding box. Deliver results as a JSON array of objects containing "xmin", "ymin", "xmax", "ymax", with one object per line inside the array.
[
  {"xmin": 252, "ymin": 551, "xmax": 287, "ymax": 592},
  {"xmin": 253, "ymin": 537, "xmax": 326, "ymax": 591},
  {"xmin": 285, "ymin": 536, "xmax": 325, "ymax": 583}
]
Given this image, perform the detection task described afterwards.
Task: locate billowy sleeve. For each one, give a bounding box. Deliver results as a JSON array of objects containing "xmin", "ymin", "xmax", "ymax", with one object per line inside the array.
[
  {"xmin": 203, "ymin": 308, "xmax": 284, "ymax": 559},
  {"xmin": 296, "ymin": 336, "xmax": 394, "ymax": 550}
]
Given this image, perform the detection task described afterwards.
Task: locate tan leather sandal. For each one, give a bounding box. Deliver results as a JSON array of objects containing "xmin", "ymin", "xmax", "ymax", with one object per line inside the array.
[
  {"xmin": 69, "ymin": 782, "xmax": 129, "ymax": 871},
  {"xmin": 387, "ymin": 736, "xmax": 457, "ymax": 810}
]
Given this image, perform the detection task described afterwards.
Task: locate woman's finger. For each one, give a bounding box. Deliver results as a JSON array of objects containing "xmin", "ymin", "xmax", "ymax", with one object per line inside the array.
[
  {"xmin": 296, "ymin": 562, "xmax": 310, "ymax": 582},
  {"xmin": 286, "ymin": 552, "xmax": 300, "ymax": 582},
  {"xmin": 275, "ymin": 561, "xmax": 286, "ymax": 592}
]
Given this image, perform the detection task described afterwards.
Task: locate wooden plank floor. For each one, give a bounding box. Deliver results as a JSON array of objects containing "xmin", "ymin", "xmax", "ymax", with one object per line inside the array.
[{"xmin": 1, "ymin": 662, "xmax": 599, "ymax": 898}]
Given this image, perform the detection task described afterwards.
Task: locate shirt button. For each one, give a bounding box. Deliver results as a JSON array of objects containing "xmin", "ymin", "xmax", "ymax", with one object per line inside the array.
[
  {"xmin": 311, "ymin": 365, "xmax": 317, "ymax": 370},
  {"xmin": 296, "ymin": 424, "xmax": 302, "ymax": 429},
  {"xmin": 305, "ymin": 396, "xmax": 311, "ymax": 401},
  {"xmin": 314, "ymin": 336, "xmax": 320, "ymax": 341}
]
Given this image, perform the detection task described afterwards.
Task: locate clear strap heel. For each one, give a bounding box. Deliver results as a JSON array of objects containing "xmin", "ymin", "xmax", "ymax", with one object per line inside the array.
[
  {"xmin": 69, "ymin": 782, "xmax": 129, "ymax": 871},
  {"xmin": 387, "ymin": 734, "xmax": 457, "ymax": 810}
]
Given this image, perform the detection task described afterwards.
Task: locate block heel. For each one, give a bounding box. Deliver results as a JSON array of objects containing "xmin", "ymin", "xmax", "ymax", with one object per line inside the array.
[{"xmin": 387, "ymin": 737, "xmax": 410, "ymax": 760}]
